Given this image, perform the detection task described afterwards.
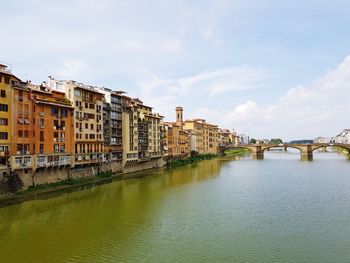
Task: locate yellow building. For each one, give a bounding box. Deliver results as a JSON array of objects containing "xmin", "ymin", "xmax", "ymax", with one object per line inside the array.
[
  {"xmin": 0, "ymin": 64, "xmax": 20, "ymax": 173},
  {"xmin": 183, "ymin": 116, "xmax": 219, "ymax": 155},
  {"xmin": 165, "ymin": 122, "xmax": 190, "ymax": 159}
]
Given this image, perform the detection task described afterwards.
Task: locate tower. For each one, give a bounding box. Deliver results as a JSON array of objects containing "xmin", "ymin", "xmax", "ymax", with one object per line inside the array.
[{"xmin": 175, "ymin": 106, "xmax": 183, "ymax": 129}]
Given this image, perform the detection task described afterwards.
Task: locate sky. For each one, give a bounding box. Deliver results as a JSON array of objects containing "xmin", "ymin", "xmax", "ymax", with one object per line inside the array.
[{"xmin": 1, "ymin": 0, "xmax": 350, "ymax": 141}]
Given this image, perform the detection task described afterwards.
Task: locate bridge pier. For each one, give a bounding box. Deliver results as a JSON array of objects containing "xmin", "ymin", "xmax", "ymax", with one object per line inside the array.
[
  {"xmin": 251, "ymin": 146, "xmax": 264, "ymax": 160},
  {"xmin": 301, "ymin": 151, "xmax": 313, "ymax": 161},
  {"xmin": 301, "ymin": 146, "xmax": 313, "ymax": 161}
]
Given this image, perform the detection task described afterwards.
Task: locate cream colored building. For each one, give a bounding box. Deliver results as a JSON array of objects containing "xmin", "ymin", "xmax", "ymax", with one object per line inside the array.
[
  {"xmin": 181, "ymin": 109, "xmax": 219, "ymax": 155},
  {"xmin": 47, "ymin": 78, "xmax": 105, "ymax": 166},
  {"xmin": 121, "ymin": 96, "xmax": 163, "ymax": 168}
]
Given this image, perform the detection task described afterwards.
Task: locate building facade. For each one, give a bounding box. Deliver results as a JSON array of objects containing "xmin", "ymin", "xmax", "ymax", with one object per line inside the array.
[
  {"xmin": 0, "ymin": 64, "xmax": 20, "ymax": 174},
  {"xmin": 30, "ymin": 84, "xmax": 74, "ymax": 170},
  {"xmin": 121, "ymin": 96, "xmax": 164, "ymax": 168},
  {"xmin": 47, "ymin": 78, "xmax": 105, "ymax": 166},
  {"xmin": 7, "ymin": 80, "xmax": 74, "ymax": 174},
  {"xmin": 332, "ymin": 129, "xmax": 350, "ymax": 144},
  {"xmin": 183, "ymin": 118, "xmax": 219, "ymax": 155}
]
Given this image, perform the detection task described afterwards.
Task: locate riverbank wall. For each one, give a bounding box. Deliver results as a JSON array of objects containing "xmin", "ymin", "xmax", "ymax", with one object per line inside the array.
[
  {"xmin": 0, "ymin": 157, "xmax": 166, "ymax": 195},
  {"xmin": 0, "ymin": 153, "xmax": 223, "ymax": 205}
]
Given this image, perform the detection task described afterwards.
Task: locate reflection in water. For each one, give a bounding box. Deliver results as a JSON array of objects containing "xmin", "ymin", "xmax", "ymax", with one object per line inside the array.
[{"xmin": 0, "ymin": 153, "xmax": 350, "ymax": 263}]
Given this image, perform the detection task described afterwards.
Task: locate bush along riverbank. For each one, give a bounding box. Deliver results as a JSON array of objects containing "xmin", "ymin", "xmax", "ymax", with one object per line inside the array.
[
  {"xmin": 224, "ymin": 149, "xmax": 249, "ymax": 156},
  {"xmin": 167, "ymin": 153, "xmax": 219, "ymax": 168}
]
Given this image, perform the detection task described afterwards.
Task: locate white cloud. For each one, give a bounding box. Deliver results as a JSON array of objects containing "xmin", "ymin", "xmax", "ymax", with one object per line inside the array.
[
  {"xmin": 160, "ymin": 39, "xmax": 183, "ymax": 52},
  {"xmin": 135, "ymin": 65, "xmax": 268, "ymax": 120},
  {"xmin": 225, "ymin": 56, "xmax": 350, "ymax": 140},
  {"xmin": 177, "ymin": 66, "xmax": 269, "ymax": 95}
]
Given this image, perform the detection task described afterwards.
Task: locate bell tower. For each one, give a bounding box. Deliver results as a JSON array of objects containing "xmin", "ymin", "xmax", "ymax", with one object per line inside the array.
[{"xmin": 175, "ymin": 106, "xmax": 183, "ymax": 129}]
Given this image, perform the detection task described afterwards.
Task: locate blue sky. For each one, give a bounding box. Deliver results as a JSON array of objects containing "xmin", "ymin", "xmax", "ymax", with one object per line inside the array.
[{"xmin": 2, "ymin": 0, "xmax": 350, "ymax": 140}]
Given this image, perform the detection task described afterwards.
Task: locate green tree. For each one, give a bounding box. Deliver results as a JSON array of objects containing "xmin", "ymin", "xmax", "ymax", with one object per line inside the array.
[
  {"xmin": 270, "ymin": 138, "xmax": 283, "ymax": 144},
  {"xmin": 0, "ymin": 170, "xmax": 23, "ymax": 193},
  {"xmin": 250, "ymin": 138, "xmax": 257, "ymax": 144}
]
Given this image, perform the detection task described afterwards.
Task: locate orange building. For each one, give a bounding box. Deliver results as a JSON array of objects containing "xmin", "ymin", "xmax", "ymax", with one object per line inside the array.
[
  {"xmin": 10, "ymin": 81, "xmax": 35, "ymax": 171},
  {"xmin": 9, "ymin": 81, "xmax": 74, "ymax": 172},
  {"xmin": 30, "ymin": 84, "xmax": 74, "ymax": 169}
]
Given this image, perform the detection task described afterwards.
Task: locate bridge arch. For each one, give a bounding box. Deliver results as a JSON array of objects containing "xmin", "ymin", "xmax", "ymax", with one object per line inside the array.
[
  {"xmin": 261, "ymin": 145, "xmax": 302, "ymax": 153},
  {"xmin": 311, "ymin": 144, "xmax": 350, "ymax": 154}
]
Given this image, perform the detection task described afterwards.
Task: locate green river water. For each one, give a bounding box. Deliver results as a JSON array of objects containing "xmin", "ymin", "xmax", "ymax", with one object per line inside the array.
[{"xmin": 0, "ymin": 151, "xmax": 350, "ymax": 263}]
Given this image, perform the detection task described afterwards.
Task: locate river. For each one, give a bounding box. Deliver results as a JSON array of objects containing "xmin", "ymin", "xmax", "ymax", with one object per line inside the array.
[{"xmin": 0, "ymin": 151, "xmax": 350, "ymax": 263}]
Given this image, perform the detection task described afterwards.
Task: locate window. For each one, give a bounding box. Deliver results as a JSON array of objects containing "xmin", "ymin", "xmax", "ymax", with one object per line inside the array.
[
  {"xmin": 61, "ymin": 109, "xmax": 67, "ymax": 117},
  {"xmin": 85, "ymin": 123, "xmax": 88, "ymax": 129},
  {"xmin": 51, "ymin": 107, "xmax": 58, "ymax": 116},
  {"xmin": 56, "ymin": 83, "xmax": 63, "ymax": 90},
  {"xmin": 74, "ymin": 89, "xmax": 81, "ymax": 96},
  {"xmin": 61, "ymin": 120, "xmax": 65, "ymax": 128},
  {"xmin": 18, "ymin": 130, "xmax": 23, "ymax": 137},
  {"xmin": 54, "ymin": 144, "xmax": 59, "ymax": 153},
  {"xmin": 4, "ymin": 76, "xmax": 9, "ymax": 84},
  {"xmin": 40, "ymin": 118, "xmax": 44, "ymax": 128},
  {"xmin": 0, "ymin": 132, "xmax": 8, "ymax": 140},
  {"xmin": 40, "ymin": 131, "xmax": 44, "ymax": 141},
  {"xmin": 0, "ymin": 118, "xmax": 8, "ymax": 126},
  {"xmin": 0, "ymin": 90, "xmax": 5, "ymax": 97},
  {"xmin": 39, "ymin": 144, "xmax": 44, "ymax": 154},
  {"xmin": 24, "ymin": 131, "xmax": 29, "ymax": 137},
  {"xmin": 0, "ymin": 104, "xmax": 8, "ymax": 112},
  {"xmin": 90, "ymin": 123, "xmax": 94, "ymax": 129}
]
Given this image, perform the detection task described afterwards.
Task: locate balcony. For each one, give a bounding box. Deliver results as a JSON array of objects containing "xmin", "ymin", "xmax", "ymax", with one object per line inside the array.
[{"xmin": 12, "ymin": 156, "xmax": 32, "ymax": 170}]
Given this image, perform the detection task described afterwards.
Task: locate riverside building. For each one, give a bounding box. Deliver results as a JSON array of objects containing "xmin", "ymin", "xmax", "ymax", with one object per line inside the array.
[
  {"xmin": 182, "ymin": 113, "xmax": 219, "ymax": 155},
  {"xmin": 6, "ymin": 79, "xmax": 75, "ymax": 185},
  {"xmin": 100, "ymin": 88, "xmax": 124, "ymax": 172},
  {"xmin": 0, "ymin": 64, "xmax": 20, "ymax": 174},
  {"xmin": 47, "ymin": 77, "xmax": 105, "ymax": 166},
  {"xmin": 121, "ymin": 96, "xmax": 165, "ymax": 171}
]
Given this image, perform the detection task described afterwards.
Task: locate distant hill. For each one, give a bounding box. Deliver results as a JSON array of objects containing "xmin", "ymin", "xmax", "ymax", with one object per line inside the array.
[{"xmin": 288, "ymin": 140, "xmax": 314, "ymax": 144}]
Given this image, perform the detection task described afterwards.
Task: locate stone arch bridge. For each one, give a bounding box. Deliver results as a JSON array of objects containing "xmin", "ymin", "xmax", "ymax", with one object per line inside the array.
[{"xmin": 221, "ymin": 143, "xmax": 350, "ymax": 161}]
